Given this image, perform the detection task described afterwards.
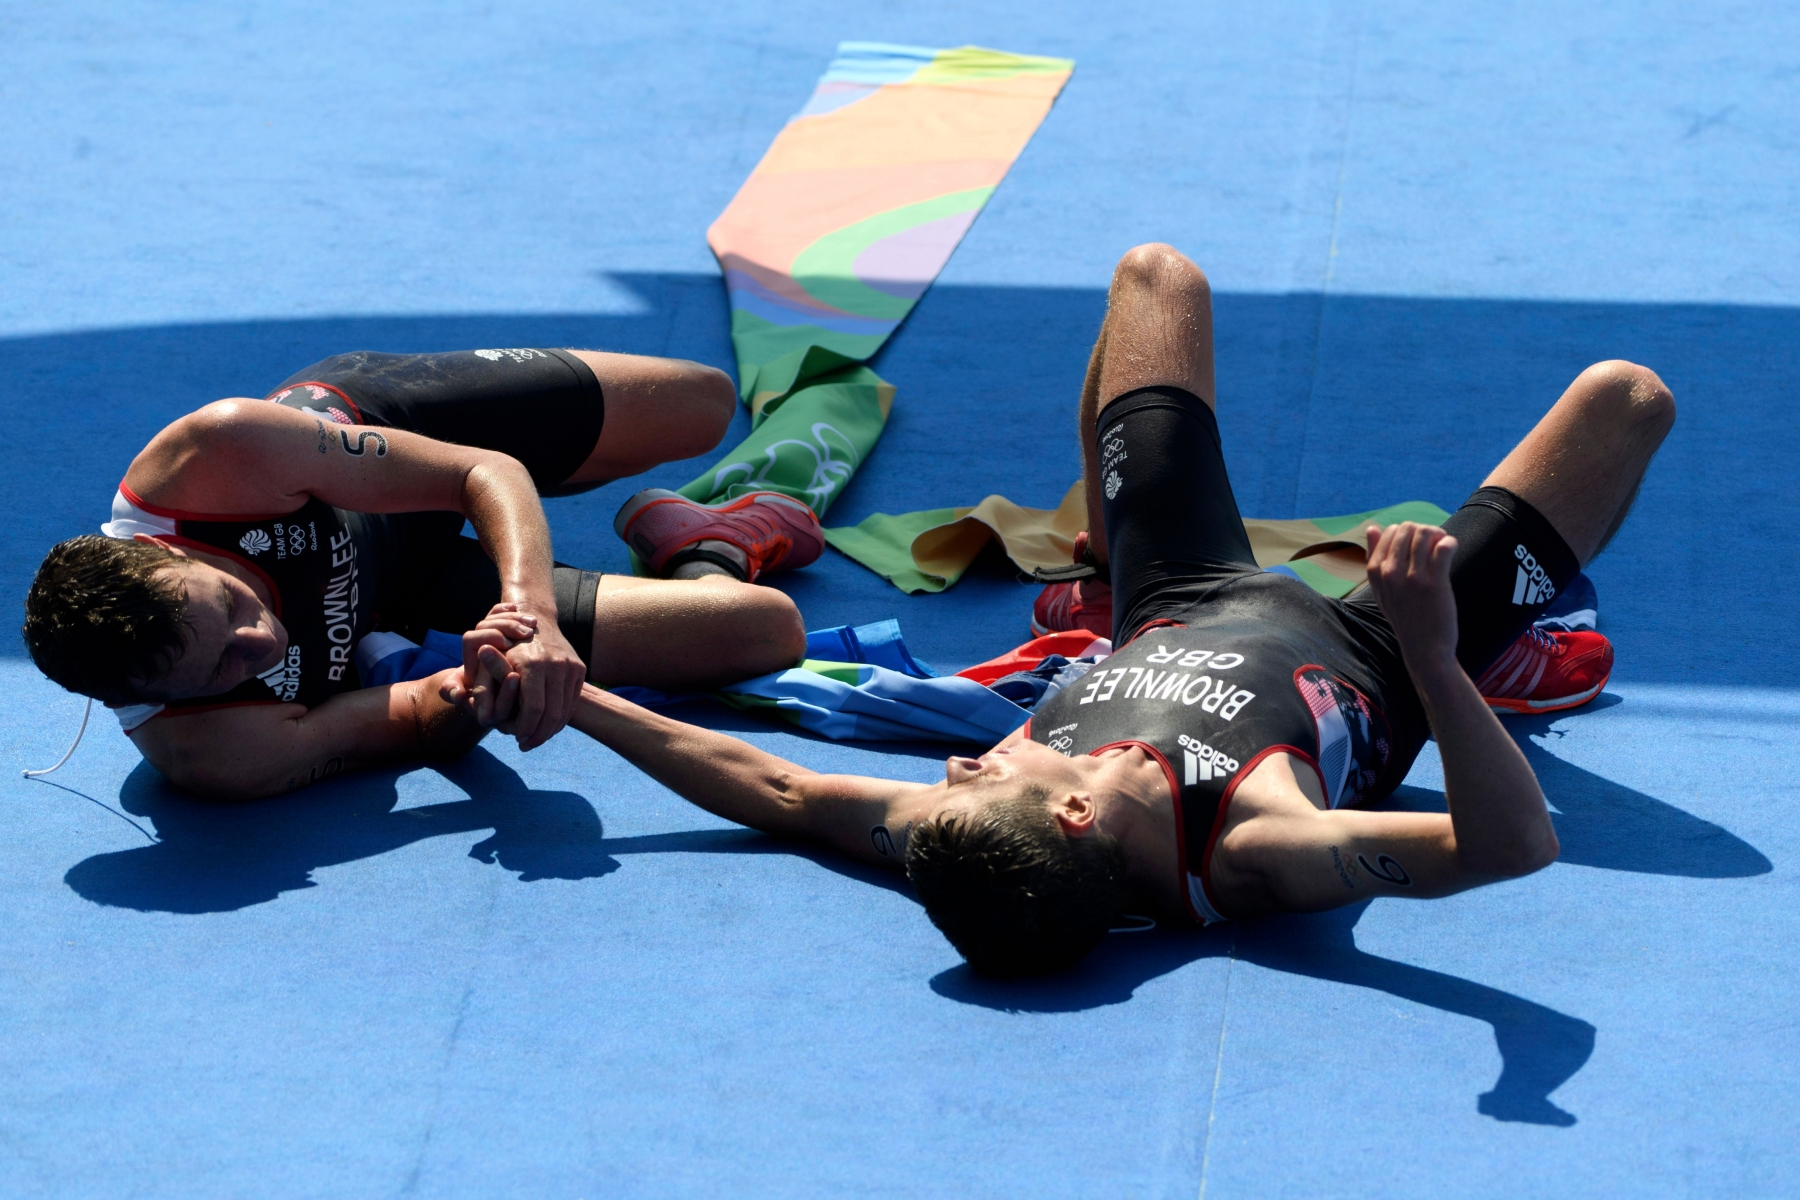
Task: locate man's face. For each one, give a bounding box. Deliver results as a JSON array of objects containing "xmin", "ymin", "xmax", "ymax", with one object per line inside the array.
[
  {"xmin": 137, "ymin": 561, "xmax": 288, "ymax": 702},
  {"xmin": 928, "ymin": 738, "xmax": 1090, "ymax": 824}
]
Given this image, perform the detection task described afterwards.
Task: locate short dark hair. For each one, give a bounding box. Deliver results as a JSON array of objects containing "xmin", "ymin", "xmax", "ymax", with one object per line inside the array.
[
  {"xmin": 905, "ymin": 783, "xmax": 1127, "ymax": 976},
  {"xmin": 24, "ymin": 535, "xmax": 192, "ymax": 703}
]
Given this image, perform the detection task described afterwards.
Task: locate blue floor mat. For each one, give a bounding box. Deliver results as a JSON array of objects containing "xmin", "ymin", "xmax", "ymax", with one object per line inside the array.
[{"xmin": 3, "ymin": 2, "xmax": 1797, "ymax": 1196}]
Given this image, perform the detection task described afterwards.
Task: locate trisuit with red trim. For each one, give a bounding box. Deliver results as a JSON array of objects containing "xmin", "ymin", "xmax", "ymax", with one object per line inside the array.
[{"xmin": 1026, "ymin": 574, "xmax": 1424, "ymax": 925}]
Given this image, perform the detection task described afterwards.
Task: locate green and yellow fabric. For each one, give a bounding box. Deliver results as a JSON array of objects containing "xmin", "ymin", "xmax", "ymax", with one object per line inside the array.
[{"xmin": 823, "ymin": 480, "xmax": 1452, "ymax": 596}]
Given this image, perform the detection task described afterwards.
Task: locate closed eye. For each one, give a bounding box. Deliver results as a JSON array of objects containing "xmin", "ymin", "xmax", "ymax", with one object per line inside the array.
[{"xmin": 209, "ymin": 581, "xmax": 233, "ymax": 685}]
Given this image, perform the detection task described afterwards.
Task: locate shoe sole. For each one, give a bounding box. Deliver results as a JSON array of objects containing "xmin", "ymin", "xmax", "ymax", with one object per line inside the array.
[{"xmin": 1486, "ymin": 676, "xmax": 1609, "ymax": 715}]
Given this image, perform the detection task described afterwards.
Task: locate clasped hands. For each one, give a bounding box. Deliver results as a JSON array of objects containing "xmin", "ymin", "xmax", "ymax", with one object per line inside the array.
[{"xmin": 441, "ymin": 603, "xmax": 583, "ymax": 749}]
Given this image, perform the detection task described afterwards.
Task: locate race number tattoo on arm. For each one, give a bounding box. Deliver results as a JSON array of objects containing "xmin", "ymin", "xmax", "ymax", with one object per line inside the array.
[
  {"xmin": 1330, "ymin": 846, "xmax": 1413, "ymax": 890},
  {"xmin": 871, "ymin": 822, "xmax": 914, "ymax": 859},
  {"xmin": 1357, "ymin": 853, "xmax": 1413, "ymax": 887},
  {"xmin": 282, "ymin": 755, "xmax": 346, "ymax": 794},
  {"xmin": 315, "ymin": 420, "xmax": 330, "ymax": 454},
  {"xmin": 339, "ymin": 429, "xmax": 388, "ymax": 458}
]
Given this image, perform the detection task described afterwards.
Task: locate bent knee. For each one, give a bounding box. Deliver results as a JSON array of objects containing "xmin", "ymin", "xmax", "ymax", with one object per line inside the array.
[
  {"xmin": 1575, "ymin": 359, "xmax": 1676, "ymax": 433},
  {"xmin": 1112, "ymin": 243, "xmax": 1209, "ymax": 296},
  {"xmin": 666, "ymin": 362, "xmax": 738, "ymax": 458},
  {"xmin": 701, "ymin": 579, "xmax": 805, "ymax": 673},
  {"xmin": 693, "ymin": 363, "xmax": 738, "ymax": 435},
  {"xmin": 750, "ymin": 586, "xmax": 807, "ymax": 669}
]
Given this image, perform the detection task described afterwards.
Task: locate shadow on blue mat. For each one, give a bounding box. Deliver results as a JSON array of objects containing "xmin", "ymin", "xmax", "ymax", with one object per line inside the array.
[
  {"xmin": 936, "ymin": 907, "xmax": 1595, "ymax": 1128},
  {"xmin": 931, "ymin": 701, "xmax": 1769, "ymax": 1128},
  {"xmin": 1381, "ymin": 698, "xmax": 1771, "ymax": 879},
  {"xmin": 59, "ymin": 704, "xmax": 1768, "ymax": 1129},
  {"xmin": 64, "ymin": 749, "xmax": 626, "ymax": 912},
  {"xmin": 60, "ymin": 743, "xmax": 910, "ymax": 915}
]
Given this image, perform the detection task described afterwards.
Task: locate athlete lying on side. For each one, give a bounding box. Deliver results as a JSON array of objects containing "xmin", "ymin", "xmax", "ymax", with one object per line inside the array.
[
  {"xmin": 452, "ymin": 245, "xmax": 1675, "ymax": 976},
  {"xmin": 24, "ymin": 348, "xmax": 823, "ymax": 800}
]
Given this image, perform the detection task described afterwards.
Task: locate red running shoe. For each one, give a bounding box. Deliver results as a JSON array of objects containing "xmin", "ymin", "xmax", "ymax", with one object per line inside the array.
[
  {"xmin": 1476, "ymin": 627, "xmax": 1614, "ymax": 714},
  {"xmin": 1030, "ymin": 531, "xmax": 1113, "ymax": 637},
  {"xmin": 613, "ymin": 489, "xmax": 824, "ymax": 582},
  {"xmin": 1031, "ymin": 578, "xmax": 1113, "ymax": 638}
]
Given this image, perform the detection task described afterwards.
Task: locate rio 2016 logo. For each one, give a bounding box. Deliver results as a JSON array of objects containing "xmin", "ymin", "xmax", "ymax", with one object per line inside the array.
[{"xmin": 709, "ymin": 421, "xmax": 860, "ymax": 511}]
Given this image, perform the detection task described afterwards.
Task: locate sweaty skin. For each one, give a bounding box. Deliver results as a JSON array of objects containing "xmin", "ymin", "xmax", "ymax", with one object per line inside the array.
[
  {"xmin": 447, "ymin": 244, "xmax": 1670, "ymax": 928},
  {"xmin": 124, "ymin": 399, "xmax": 586, "ymax": 747},
  {"xmin": 56, "ymin": 346, "xmax": 812, "ymax": 800},
  {"xmin": 136, "ymin": 551, "xmax": 289, "ymax": 700},
  {"xmin": 447, "ymin": 520, "xmax": 1557, "ymax": 922}
]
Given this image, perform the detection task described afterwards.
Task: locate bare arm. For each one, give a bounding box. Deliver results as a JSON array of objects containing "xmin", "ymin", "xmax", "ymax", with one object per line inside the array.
[
  {"xmin": 551, "ymin": 680, "xmax": 934, "ymax": 868},
  {"xmin": 125, "ymin": 400, "xmax": 584, "ymax": 747},
  {"xmin": 1363, "ymin": 521, "xmax": 1560, "ymax": 877},
  {"xmin": 129, "ymin": 669, "xmax": 487, "ymax": 800},
  {"xmin": 1232, "ymin": 523, "xmax": 1557, "ymax": 914}
]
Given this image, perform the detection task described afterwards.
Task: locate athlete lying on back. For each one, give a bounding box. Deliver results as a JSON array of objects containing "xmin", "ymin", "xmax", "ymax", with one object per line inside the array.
[
  {"xmin": 24, "ymin": 347, "xmax": 825, "ymax": 799},
  {"xmin": 451, "ymin": 244, "xmax": 1675, "ymax": 976}
]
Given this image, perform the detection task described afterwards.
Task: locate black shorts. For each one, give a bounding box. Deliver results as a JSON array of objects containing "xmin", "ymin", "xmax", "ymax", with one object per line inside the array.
[
  {"xmin": 345, "ymin": 510, "xmax": 601, "ymax": 667},
  {"xmin": 1096, "ymin": 385, "xmax": 1580, "ymax": 680},
  {"xmin": 274, "ymin": 346, "xmax": 608, "ymax": 661},
  {"xmin": 269, "ymin": 347, "xmax": 605, "ymax": 495}
]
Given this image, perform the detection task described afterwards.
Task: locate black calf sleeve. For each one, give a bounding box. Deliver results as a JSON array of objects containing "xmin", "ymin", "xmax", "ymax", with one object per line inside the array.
[
  {"xmin": 553, "ymin": 567, "xmax": 602, "ymax": 668},
  {"xmin": 1441, "ymin": 486, "xmax": 1581, "ymax": 677}
]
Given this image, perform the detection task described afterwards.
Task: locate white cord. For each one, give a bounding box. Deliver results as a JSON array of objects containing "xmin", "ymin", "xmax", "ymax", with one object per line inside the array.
[
  {"xmin": 1109, "ymin": 913, "xmax": 1157, "ymax": 934},
  {"xmin": 23, "ymin": 696, "xmax": 92, "ymax": 778}
]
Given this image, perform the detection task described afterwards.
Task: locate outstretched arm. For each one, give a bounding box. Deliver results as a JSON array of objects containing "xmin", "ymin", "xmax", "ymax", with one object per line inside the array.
[
  {"xmin": 446, "ymin": 638, "xmax": 935, "ymax": 868},
  {"xmin": 569, "ymin": 684, "xmax": 933, "ymax": 868},
  {"xmin": 125, "ymin": 399, "xmax": 584, "ymax": 748}
]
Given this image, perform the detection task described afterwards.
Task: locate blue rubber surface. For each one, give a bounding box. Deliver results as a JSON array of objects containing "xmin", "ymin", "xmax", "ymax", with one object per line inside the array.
[{"xmin": 3, "ymin": 3, "xmax": 1797, "ymax": 1196}]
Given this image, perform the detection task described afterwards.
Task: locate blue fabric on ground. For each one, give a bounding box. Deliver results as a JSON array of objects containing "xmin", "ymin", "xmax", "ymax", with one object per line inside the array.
[
  {"xmin": 3, "ymin": 3, "xmax": 1798, "ymax": 1198},
  {"xmin": 721, "ymin": 661, "xmax": 1028, "ymax": 742},
  {"xmin": 611, "ymin": 620, "xmax": 957, "ymax": 737},
  {"xmin": 987, "ymin": 652, "xmax": 1105, "ymax": 710},
  {"xmin": 716, "ymin": 622, "xmax": 1020, "ymax": 744},
  {"xmin": 355, "ymin": 630, "xmax": 465, "ymax": 688},
  {"xmin": 803, "ymin": 619, "xmax": 940, "ymax": 677}
]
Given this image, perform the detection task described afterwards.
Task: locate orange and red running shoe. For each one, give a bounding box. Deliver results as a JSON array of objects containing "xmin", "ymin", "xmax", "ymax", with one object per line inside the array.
[
  {"xmin": 1030, "ymin": 578, "xmax": 1113, "ymax": 639},
  {"xmin": 1029, "ymin": 530, "xmax": 1113, "ymax": 638},
  {"xmin": 613, "ymin": 488, "xmax": 824, "ymax": 582},
  {"xmin": 1475, "ymin": 626, "xmax": 1614, "ymax": 714}
]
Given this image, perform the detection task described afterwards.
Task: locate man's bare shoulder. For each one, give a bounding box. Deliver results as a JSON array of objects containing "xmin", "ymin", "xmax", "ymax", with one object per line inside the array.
[
  {"xmin": 127, "ymin": 679, "xmax": 458, "ymax": 800},
  {"xmin": 1205, "ymin": 751, "xmax": 1460, "ymax": 917},
  {"xmin": 129, "ymin": 700, "xmax": 312, "ymax": 796},
  {"xmin": 130, "ymin": 699, "xmax": 301, "ymax": 747},
  {"xmin": 122, "ymin": 399, "xmax": 316, "ymax": 513}
]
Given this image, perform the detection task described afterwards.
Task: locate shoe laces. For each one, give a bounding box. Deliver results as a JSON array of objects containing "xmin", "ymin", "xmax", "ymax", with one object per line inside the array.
[{"xmin": 1521, "ymin": 625, "xmax": 1561, "ymax": 656}]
